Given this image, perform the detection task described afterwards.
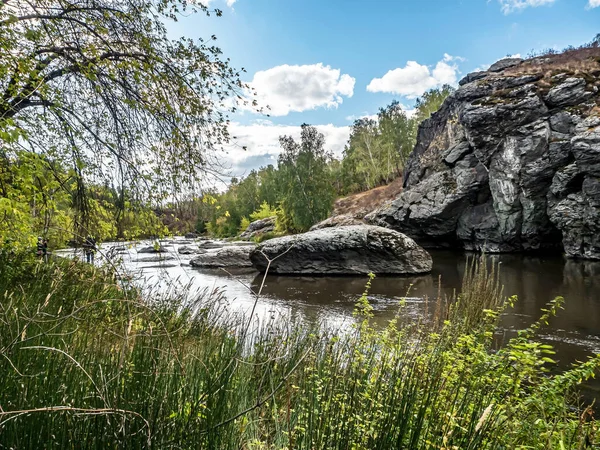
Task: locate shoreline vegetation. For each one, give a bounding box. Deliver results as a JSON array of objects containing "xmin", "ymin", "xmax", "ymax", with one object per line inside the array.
[{"xmin": 1, "ymin": 252, "xmax": 599, "ymax": 448}]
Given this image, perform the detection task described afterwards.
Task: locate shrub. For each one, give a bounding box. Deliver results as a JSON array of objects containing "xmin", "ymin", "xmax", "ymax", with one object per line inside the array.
[
  {"xmin": 239, "ymin": 216, "xmax": 251, "ymax": 233},
  {"xmin": 249, "ymin": 201, "xmax": 277, "ymax": 222}
]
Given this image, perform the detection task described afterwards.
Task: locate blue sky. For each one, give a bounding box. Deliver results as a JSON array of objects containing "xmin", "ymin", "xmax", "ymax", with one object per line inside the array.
[{"xmin": 169, "ymin": 0, "xmax": 600, "ymax": 177}]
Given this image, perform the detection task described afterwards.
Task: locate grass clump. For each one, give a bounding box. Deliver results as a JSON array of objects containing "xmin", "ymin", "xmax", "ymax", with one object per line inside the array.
[{"xmin": 0, "ymin": 253, "xmax": 599, "ymax": 449}]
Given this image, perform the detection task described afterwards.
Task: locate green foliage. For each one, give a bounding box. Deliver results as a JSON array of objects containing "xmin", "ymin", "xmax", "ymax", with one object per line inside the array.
[
  {"xmin": 252, "ymin": 231, "xmax": 279, "ymax": 243},
  {"xmin": 0, "ymin": 151, "xmax": 73, "ymax": 250},
  {"xmin": 340, "ymin": 87, "xmax": 454, "ymax": 195},
  {"xmin": 239, "ymin": 216, "xmax": 251, "ymax": 233},
  {"xmin": 413, "ymin": 84, "xmax": 455, "ymax": 124},
  {"xmin": 0, "ymin": 255, "xmax": 598, "ymax": 448},
  {"xmin": 0, "ymin": 0, "xmax": 248, "ymax": 199},
  {"xmin": 250, "ymin": 201, "xmax": 277, "ymax": 222},
  {"xmin": 203, "ymin": 126, "xmax": 336, "ymax": 237},
  {"xmin": 193, "ymin": 89, "xmax": 456, "ymax": 238},
  {"xmin": 0, "ymin": 152, "xmax": 169, "ymax": 249},
  {"xmin": 276, "ymin": 124, "xmax": 336, "ymax": 232}
]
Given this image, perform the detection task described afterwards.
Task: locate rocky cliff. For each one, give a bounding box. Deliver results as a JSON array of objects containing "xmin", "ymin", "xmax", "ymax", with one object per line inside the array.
[{"xmin": 367, "ymin": 49, "xmax": 600, "ymax": 259}]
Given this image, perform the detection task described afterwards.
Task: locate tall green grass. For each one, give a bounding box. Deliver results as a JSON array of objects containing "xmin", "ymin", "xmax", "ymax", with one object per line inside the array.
[{"xmin": 0, "ymin": 252, "xmax": 598, "ymax": 449}]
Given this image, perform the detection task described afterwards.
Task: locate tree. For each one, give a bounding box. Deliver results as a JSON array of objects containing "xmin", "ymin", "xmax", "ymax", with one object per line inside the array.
[
  {"xmin": 413, "ymin": 85, "xmax": 454, "ymax": 124},
  {"xmin": 0, "ymin": 0, "xmax": 248, "ymax": 240},
  {"xmin": 341, "ymin": 102, "xmax": 417, "ymax": 194},
  {"xmin": 277, "ymin": 125, "xmax": 335, "ymax": 232}
]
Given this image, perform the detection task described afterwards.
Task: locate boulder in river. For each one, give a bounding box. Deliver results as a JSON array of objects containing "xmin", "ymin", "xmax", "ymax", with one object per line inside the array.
[
  {"xmin": 178, "ymin": 246, "xmax": 204, "ymax": 255},
  {"xmin": 199, "ymin": 239, "xmax": 256, "ymax": 250},
  {"xmin": 137, "ymin": 245, "xmax": 169, "ymax": 254},
  {"xmin": 189, "ymin": 245, "xmax": 256, "ymax": 268},
  {"xmin": 250, "ymin": 225, "xmax": 432, "ymax": 275},
  {"xmin": 239, "ymin": 216, "xmax": 276, "ymax": 239}
]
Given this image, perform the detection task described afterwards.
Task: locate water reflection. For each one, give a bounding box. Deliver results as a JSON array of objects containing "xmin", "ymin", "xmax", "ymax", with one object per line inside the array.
[{"xmin": 57, "ymin": 241, "xmax": 600, "ymax": 399}]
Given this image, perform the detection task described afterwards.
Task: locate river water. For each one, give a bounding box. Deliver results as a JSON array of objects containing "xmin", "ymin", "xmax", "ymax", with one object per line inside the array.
[{"xmin": 56, "ymin": 238, "xmax": 600, "ymax": 400}]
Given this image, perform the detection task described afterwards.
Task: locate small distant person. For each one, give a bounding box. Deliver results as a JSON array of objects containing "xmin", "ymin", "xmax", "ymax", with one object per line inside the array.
[
  {"xmin": 83, "ymin": 236, "xmax": 96, "ymax": 264},
  {"xmin": 36, "ymin": 237, "xmax": 48, "ymax": 262}
]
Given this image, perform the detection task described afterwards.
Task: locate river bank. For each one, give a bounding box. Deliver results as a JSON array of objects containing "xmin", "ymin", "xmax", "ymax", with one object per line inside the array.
[
  {"xmin": 1, "ymin": 250, "xmax": 599, "ymax": 448},
  {"xmin": 56, "ymin": 237, "xmax": 600, "ymax": 400}
]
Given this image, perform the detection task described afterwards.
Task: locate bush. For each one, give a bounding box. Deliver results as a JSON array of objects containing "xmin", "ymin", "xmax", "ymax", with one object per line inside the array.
[
  {"xmin": 239, "ymin": 216, "xmax": 251, "ymax": 233},
  {"xmin": 249, "ymin": 201, "xmax": 277, "ymax": 222}
]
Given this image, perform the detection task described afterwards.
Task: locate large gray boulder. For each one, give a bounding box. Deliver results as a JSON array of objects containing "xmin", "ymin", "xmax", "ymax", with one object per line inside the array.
[
  {"xmin": 250, "ymin": 225, "xmax": 432, "ymax": 275},
  {"xmin": 367, "ymin": 51, "xmax": 600, "ymax": 259},
  {"xmin": 189, "ymin": 245, "xmax": 256, "ymax": 268},
  {"xmin": 239, "ymin": 216, "xmax": 276, "ymax": 239}
]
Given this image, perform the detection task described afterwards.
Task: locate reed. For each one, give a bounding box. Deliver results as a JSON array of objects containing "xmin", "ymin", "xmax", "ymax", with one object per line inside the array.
[{"xmin": 0, "ymin": 252, "xmax": 598, "ymax": 449}]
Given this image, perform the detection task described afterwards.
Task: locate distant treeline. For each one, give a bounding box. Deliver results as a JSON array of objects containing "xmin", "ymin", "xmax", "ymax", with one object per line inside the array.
[{"xmin": 181, "ymin": 86, "xmax": 453, "ymax": 238}]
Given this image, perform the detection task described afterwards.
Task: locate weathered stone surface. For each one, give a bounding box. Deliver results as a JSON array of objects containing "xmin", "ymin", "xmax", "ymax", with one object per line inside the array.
[
  {"xmin": 240, "ymin": 216, "xmax": 276, "ymax": 239},
  {"xmin": 190, "ymin": 245, "xmax": 256, "ymax": 268},
  {"xmin": 250, "ymin": 225, "xmax": 432, "ymax": 275},
  {"xmin": 367, "ymin": 58, "xmax": 600, "ymax": 259},
  {"xmin": 309, "ymin": 214, "xmax": 364, "ymax": 231},
  {"xmin": 544, "ymin": 78, "xmax": 593, "ymax": 107},
  {"xmin": 459, "ymin": 71, "xmax": 489, "ymax": 86},
  {"xmin": 488, "ymin": 57, "xmax": 523, "ymax": 72}
]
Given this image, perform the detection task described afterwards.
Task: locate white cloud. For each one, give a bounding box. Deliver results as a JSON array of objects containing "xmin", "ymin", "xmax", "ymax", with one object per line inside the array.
[
  {"xmin": 222, "ymin": 121, "xmax": 351, "ymax": 176},
  {"xmin": 200, "ymin": 0, "xmax": 236, "ymax": 8},
  {"xmin": 497, "ymin": 0, "xmax": 556, "ymax": 14},
  {"xmin": 588, "ymin": 0, "xmax": 600, "ymax": 7},
  {"xmin": 247, "ymin": 64, "xmax": 355, "ymax": 116},
  {"xmin": 366, "ymin": 55, "xmax": 462, "ymax": 98}
]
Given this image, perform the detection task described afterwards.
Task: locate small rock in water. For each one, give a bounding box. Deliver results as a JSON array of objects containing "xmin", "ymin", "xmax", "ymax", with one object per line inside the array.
[
  {"xmin": 190, "ymin": 245, "xmax": 256, "ymax": 268},
  {"xmin": 137, "ymin": 246, "xmax": 169, "ymax": 253},
  {"xmin": 178, "ymin": 246, "xmax": 203, "ymax": 255}
]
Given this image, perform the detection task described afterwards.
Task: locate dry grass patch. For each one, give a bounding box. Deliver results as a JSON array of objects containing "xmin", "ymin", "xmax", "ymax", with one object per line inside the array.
[{"xmin": 333, "ymin": 177, "xmax": 404, "ymax": 218}]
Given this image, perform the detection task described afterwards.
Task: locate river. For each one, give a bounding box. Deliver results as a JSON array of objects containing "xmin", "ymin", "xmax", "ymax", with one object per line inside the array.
[{"xmin": 55, "ymin": 237, "xmax": 600, "ymax": 400}]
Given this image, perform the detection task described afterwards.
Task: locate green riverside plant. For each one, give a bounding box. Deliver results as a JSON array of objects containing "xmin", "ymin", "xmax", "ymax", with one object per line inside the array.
[{"xmin": 0, "ymin": 252, "xmax": 598, "ymax": 449}]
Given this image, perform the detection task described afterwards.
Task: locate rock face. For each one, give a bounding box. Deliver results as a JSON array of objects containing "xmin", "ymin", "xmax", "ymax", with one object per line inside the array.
[
  {"xmin": 250, "ymin": 225, "xmax": 432, "ymax": 275},
  {"xmin": 367, "ymin": 51, "xmax": 600, "ymax": 259},
  {"xmin": 240, "ymin": 217, "xmax": 276, "ymax": 239},
  {"xmin": 309, "ymin": 214, "xmax": 364, "ymax": 231},
  {"xmin": 189, "ymin": 245, "xmax": 256, "ymax": 268}
]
